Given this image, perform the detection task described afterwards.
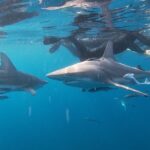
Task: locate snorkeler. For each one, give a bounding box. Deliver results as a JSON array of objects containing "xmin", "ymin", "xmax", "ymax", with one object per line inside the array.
[
  {"xmin": 43, "ymin": 12, "xmax": 150, "ymax": 61},
  {"xmin": 43, "ymin": 0, "xmax": 150, "ymax": 61}
]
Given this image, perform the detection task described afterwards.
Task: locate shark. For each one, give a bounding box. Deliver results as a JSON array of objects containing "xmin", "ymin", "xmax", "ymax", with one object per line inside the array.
[
  {"xmin": 47, "ymin": 41, "xmax": 150, "ymax": 97},
  {"xmin": 0, "ymin": 52, "xmax": 47, "ymax": 99}
]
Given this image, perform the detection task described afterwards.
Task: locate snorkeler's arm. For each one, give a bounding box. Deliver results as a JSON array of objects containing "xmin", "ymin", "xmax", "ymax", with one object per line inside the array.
[
  {"xmin": 101, "ymin": 1, "xmax": 113, "ymax": 29},
  {"xmin": 42, "ymin": 1, "xmax": 76, "ymax": 10},
  {"xmin": 42, "ymin": 0, "xmax": 112, "ymax": 10}
]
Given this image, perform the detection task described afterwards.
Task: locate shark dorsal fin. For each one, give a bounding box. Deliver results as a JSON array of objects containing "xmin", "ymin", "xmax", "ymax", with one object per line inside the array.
[
  {"xmin": 0, "ymin": 52, "xmax": 17, "ymax": 72},
  {"xmin": 102, "ymin": 41, "xmax": 115, "ymax": 60}
]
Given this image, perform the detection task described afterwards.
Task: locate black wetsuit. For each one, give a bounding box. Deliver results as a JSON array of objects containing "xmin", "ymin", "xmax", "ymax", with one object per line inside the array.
[{"xmin": 64, "ymin": 30, "xmax": 140, "ymax": 60}]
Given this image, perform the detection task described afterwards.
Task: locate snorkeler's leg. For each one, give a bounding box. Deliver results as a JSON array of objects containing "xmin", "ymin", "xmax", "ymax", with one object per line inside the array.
[
  {"xmin": 129, "ymin": 43, "xmax": 144, "ymax": 54},
  {"xmin": 43, "ymin": 36, "xmax": 62, "ymax": 53},
  {"xmin": 135, "ymin": 33, "xmax": 150, "ymax": 46},
  {"xmin": 49, "ymin": 42, "xmax": 61, "ymax": 53},
  {"xmin": 43, "ymin": 36, "xmax": 60, "ymax": 45}
]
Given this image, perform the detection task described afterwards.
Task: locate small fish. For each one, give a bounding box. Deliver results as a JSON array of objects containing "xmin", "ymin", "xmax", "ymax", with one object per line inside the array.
[
  {"xmin": 121, "ymin": 100, "xmax": 127, "ymax": 111},
  {"xmin": 124, "ymin": 93, "xmax": 140, "ymax": 99},
  {"xmin": 114, "ymin": 97, "xmax": 119, "ymax": 100},
  {"xmin": 84, "ymin": 117, "xmax": 101, "ymax": 125}
]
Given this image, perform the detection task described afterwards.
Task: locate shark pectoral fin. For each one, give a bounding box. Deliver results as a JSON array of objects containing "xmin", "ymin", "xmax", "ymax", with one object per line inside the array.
[
  {"xmin": 25, "ymin": 88, "xmax": 36, "ymax": 96},
  {"xmin": 107, "ymin": 80, "xmax": 149, "ymax": 97}
]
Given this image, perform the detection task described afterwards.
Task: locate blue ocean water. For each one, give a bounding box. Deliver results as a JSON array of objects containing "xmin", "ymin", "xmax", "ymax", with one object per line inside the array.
[{"xmin": 0, "ymin": 0, "xmax": 150, "ymax": 150}]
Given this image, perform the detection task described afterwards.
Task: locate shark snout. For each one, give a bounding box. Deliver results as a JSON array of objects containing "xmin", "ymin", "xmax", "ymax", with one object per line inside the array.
[
  {"xmin": 40, "ymin": 80, "xmax": 48, "ymax": 85},
  {"xmin": 46, "ymin": 68, "xmax": 68, "ymax": 79},
  {"xmin": 46, "ymin": 65, "xmax": 80, "ymax": 80},
  {"xmin": 46, "ymin": 62, "xmax": 93, "ymax": 80}
]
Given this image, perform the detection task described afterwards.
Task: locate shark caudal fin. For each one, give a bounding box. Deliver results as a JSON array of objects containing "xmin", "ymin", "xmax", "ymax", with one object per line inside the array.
[
  {"xmin": 102, "ymin": 41, "xmax": 115, "ymax": 60},
  {"xmin": 0, "ymin": 52, "xmax": 17, "ymax": 72}
]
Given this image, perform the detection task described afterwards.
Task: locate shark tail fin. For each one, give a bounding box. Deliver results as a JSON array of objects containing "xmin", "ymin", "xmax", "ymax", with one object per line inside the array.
[
  {"xmin": 0, "ymin": 52, "xmax": 17, "ymax": 72},
  {"xmin": 102, "ymin": 41, "xmax": 115, "ymax": 60}
]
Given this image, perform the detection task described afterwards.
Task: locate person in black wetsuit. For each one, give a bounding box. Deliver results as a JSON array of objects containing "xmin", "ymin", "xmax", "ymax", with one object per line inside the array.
[
  {"xmin": 43, "ymin": 29, "xmax": 150, "ymax": 61},
  {"xmin": 43, "ymin": 3, "xmax": 150, "ymax": 61}
]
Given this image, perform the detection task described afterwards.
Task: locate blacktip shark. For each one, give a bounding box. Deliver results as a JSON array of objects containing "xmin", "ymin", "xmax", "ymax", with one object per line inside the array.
[
  {"xmin": 47, "ymin": 41, "xmax": 150, "ymax": 97},
  {"xmin": 0, "ymin": 52, "xmax": 47, "ymax": 99}
]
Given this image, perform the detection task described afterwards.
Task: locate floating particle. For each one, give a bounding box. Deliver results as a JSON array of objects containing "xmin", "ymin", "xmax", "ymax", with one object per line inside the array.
[
  {"xmin": 65, "ymin": 108, "xmax": 70, "ymax": 124},
  {"xmin": 28, "ymin": 105, "xmax": 32, "ymax": 117}
]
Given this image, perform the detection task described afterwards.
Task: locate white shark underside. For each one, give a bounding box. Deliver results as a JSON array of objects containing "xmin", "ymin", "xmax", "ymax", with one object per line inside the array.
[
  {"xmin": 47, "ymin": 41, "xmax": 150, "ymax": 97},
  {"xmin": 64, "ymin": 77, "xmax": 110, "ymax": 89}
]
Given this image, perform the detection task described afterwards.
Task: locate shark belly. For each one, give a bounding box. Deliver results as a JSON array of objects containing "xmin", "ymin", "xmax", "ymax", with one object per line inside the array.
[
  {"xmin": 0, "ymin": 84, "xmax": 23, "ymax": 90},
  {"xmin": 64, "ymin": 78, "xmax": 110, "ymax": 89}
]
